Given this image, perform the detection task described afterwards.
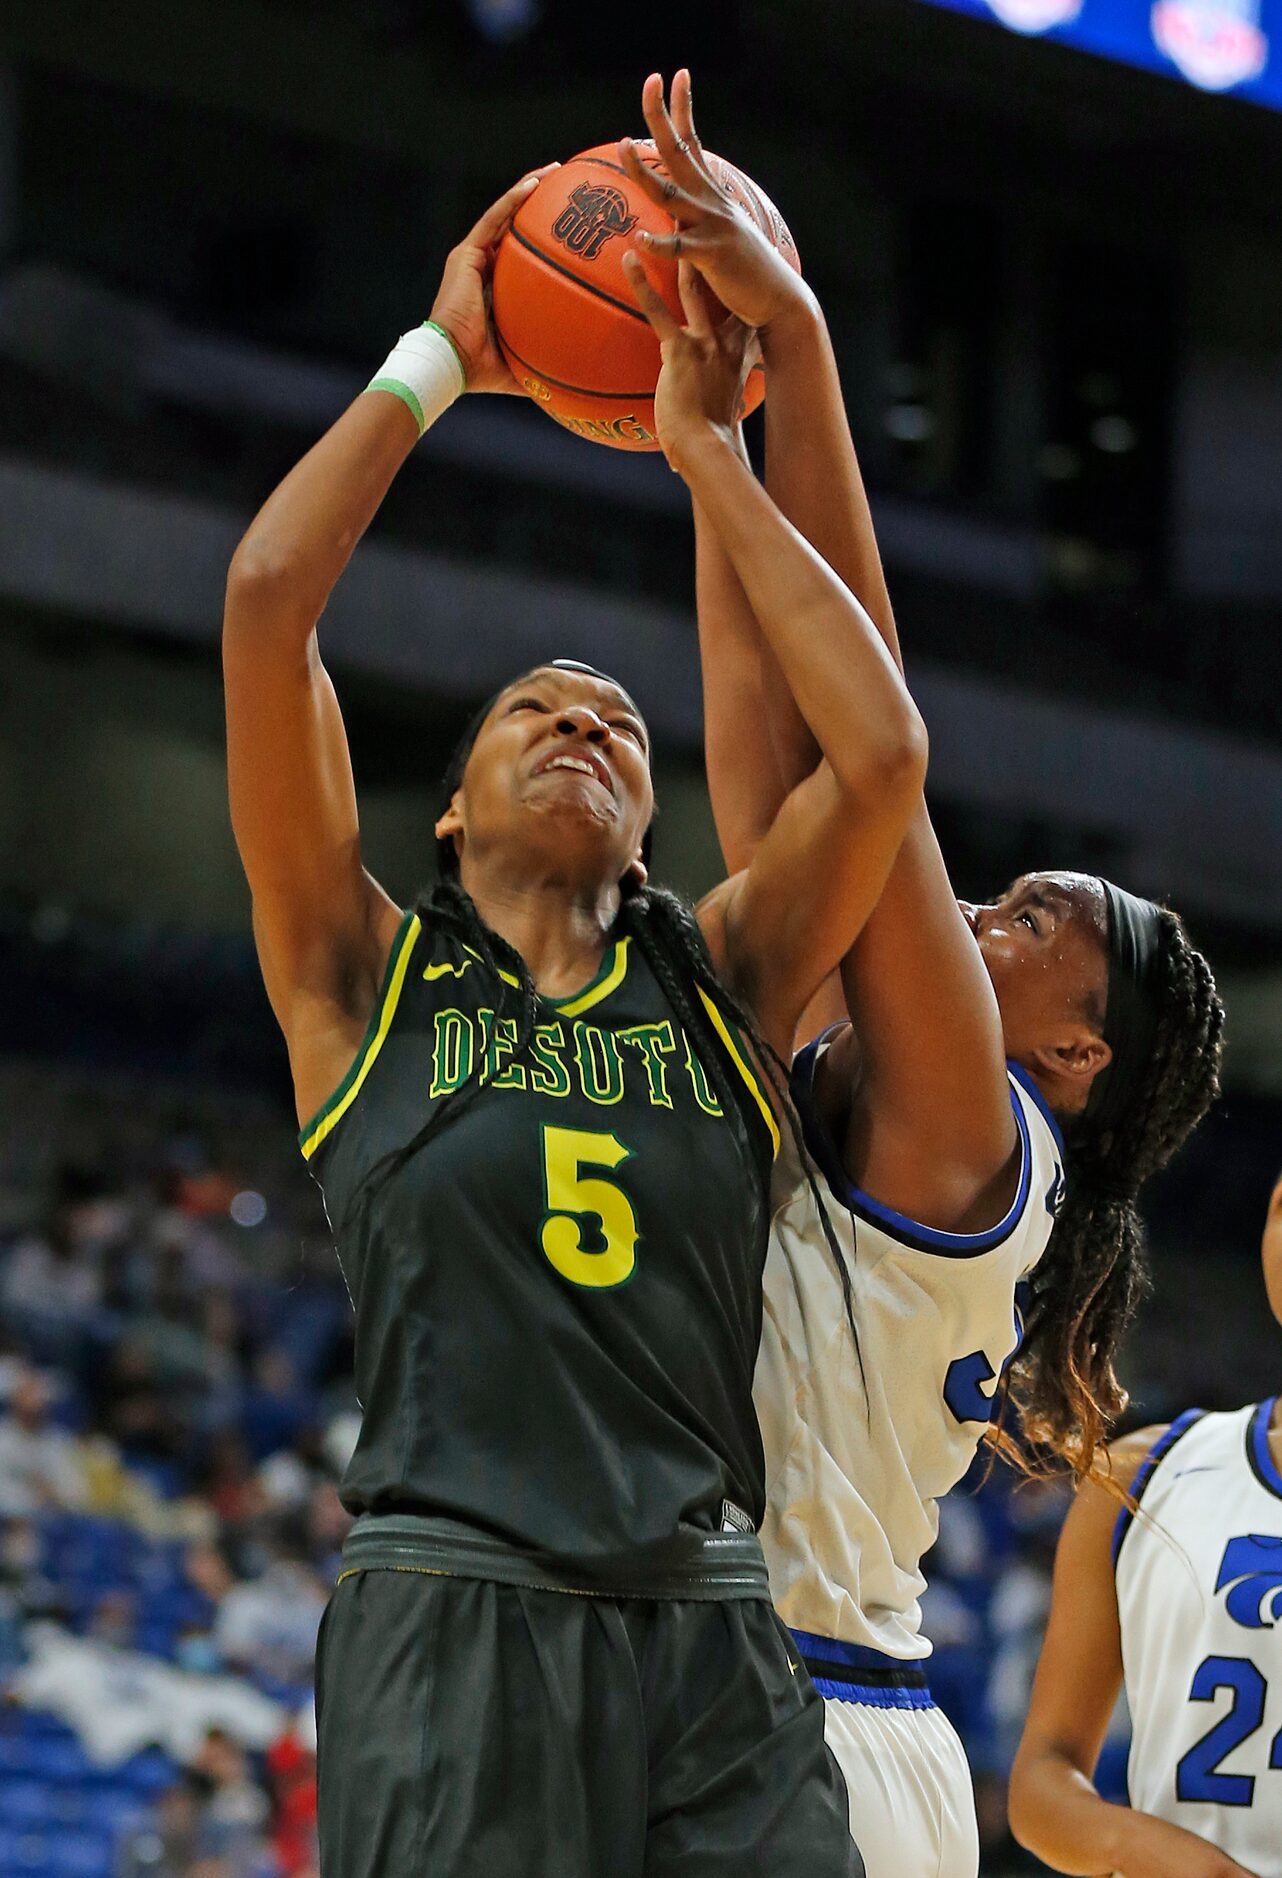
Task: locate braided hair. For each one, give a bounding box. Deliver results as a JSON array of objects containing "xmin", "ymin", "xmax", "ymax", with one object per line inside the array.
[
  {"xmin": 993, "ymin": 908, "xmax": 1223, "ymax": 1481},
  {"xmin": 342, "ymin": 679, "xmax": 862, "ymax": 1352}
]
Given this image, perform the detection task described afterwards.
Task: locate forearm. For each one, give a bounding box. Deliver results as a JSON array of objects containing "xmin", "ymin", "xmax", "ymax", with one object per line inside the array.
[
  {"xmin": 693, "ymin": 488, "xmax": 791, "ymax": 871},
  {"xmin": 1010, "ymin": 1749, "xmax": 1133, "ymax": 1875},
  {"xmin": 680, "ymin": 427, "xmax": 923, "ymax": 791},
  {"xmin": 757, "ymin": 292, "xmax": 925, "ymax": 872},
  {"xmin": 762, "ymin": 296, "xmax": 902, "ymax": 671},
  {"xmin": 228, "ymin": 392, "xmax": 421, "ymax": 638},
  {"xmin": 1009, "ymin": 1750, "xmax": 1245, "ymax": 1878}
]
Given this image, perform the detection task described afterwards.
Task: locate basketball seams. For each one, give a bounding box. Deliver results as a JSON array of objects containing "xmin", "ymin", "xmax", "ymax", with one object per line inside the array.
[
  {"xmin": 494, "ymin": 141, "xmax": 793, "ymax": 450},
  {"xmin": 577, "ymin": 154, "xmax": 645, "ymax": 182},
  {"xmin": 723, "ymin": 163, "xmax": 772, "ymax": 239},
  {"xmin": 504, "ymin": 226, "xmax": 651, "ymax": 328},
  {"xmin": 495, "ymin": 329, "xmax": 656, "ymax": 402}
]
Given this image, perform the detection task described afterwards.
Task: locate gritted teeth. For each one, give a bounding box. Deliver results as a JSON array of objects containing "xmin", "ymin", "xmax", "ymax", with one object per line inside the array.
[{"xmin": 537, "ymin": 749, "xmax": 613, "ymax": 792}]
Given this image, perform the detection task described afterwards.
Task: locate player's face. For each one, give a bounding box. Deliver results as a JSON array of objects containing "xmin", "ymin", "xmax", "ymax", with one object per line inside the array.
[
  {"xmin": 958, "ymin": 872, "xmax": 1111, "ymax": 1102},
  {"xmin": 437, "ymin": 666, "xmax": 653, "ymax": 889},
  {"xmin": 1262, "ymin": 1170, "xmax": 1282, "ymax": 1330}
]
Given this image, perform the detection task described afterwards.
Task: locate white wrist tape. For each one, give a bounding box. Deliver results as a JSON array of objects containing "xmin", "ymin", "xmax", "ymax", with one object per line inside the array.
[{"xmin": 367, "ymin": 322, "xmax": 466, "ymax": 436}]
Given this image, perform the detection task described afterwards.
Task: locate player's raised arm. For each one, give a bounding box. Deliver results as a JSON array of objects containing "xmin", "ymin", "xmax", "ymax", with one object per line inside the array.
[
  {"xmin": 223, "ymin": 168, "xmax": 554, "ymax": 1122},
  {"xmin": 621, "ymin": 79, "xmax": 813, "ymax": 886},
  {"xmin": 624, "ymin": 253, "xmax": 927, "ymax": 1060},
  {"xmin": 623, "ymin": 69, "xmax": 1012, "ymax": 1226},
  {"xmin": 690, "ymin": 463, "xmax": 789, "ymax": 879},
  {"xmin": 1008, "ymin": 1432, "xmax": 1261, "ymax": 1878}
]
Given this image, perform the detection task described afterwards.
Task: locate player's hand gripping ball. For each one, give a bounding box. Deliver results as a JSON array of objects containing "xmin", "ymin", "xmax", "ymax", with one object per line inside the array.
[{"xmin": 490, "ymin": 70, "xmax": 802, "ymax": 451}]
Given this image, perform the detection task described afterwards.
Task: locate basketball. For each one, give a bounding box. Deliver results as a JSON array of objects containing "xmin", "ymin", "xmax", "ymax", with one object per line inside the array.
[{"xmin": 491, "ymin": 143, "xmax": 801, "ymax": 451}]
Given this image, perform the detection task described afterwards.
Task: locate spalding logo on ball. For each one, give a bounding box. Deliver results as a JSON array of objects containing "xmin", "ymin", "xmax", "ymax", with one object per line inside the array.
[{"xmin": 491, "ymin": 143, "xmax": 800, "ymax": 452}]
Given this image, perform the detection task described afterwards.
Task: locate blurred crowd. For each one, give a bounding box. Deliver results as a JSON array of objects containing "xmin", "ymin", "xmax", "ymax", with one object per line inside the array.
[
  {"xmin": 0, "ymin": 1058, "xmax": 1143, "ymax": 1876},
  {"xmin": 0, "ymin": 1060, "xmax": 358, "ymax": 1878}
]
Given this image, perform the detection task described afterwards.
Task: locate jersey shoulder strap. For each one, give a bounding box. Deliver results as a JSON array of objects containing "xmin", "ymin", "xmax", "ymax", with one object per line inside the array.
[
  {"xmin": 299, "ymin": 907, "xmax": 423, "ymax": 1162},
  {"xmin": 790, "ymin": 1030, "xmax": 1061, "ymax": 1261},
  {"xmin": 1111, "ymin": 1406, "xmax": 1208, "ymax": 1569}
]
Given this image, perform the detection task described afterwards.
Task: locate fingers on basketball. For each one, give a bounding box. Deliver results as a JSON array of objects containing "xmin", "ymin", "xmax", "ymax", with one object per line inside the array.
[
  {"xmin": 670, "ymin": 70, "xmax": 714, "ymax": 186},
  {"xmin": 641, "ymin": 73, "xmax": 711, "ymax": 199},
  {"xmin": 676, "ymin": 261, "xmax": 713, "ymax": 338},
  {"xmin": 622, "ymin": 252, "xmax": 680, "ymax": 340},
  {"xmin": 618, "ymin": 141, "xmax": 701, "ymax": 226}
]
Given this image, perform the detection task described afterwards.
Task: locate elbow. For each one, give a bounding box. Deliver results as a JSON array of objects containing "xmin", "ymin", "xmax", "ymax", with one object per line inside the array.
[
  {"xmin": 227, "ymin": 532, "xmax": 300, "ymax": 602},
  {"xmin": 897, "ymin": 705, "xmax": 930, "ymax": 796},
  {"xmin": 1005, "ymin": 1757, "xmax": 1037, "ymax": 1853},
  {"xmin": 1006, "ymin": 1744, "xmax": 1067, "ymax": 1862},
  {"xmin": 837, "ymin": 700, "xmax": 928, "ymax": 817},
  {"xmin": 224, "ymin": 535, "xmax": 316, "ymax": 642}
]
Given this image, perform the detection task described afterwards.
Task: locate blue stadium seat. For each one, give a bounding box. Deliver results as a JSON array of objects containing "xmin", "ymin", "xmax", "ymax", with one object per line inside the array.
[
  {"xmin": 119, "ymin": 1747, "xmax": 176, "ymax": 1795},
  {"xmin": 135, "ymin": 1622, "xmax": 176, "ymax": 1658},
  {"xmin": 43, "ymin": 1788, "xmax": 90, "ymax": 1830},
  {"xmin": 16, "ymin": 1712, "xmax": 78, "ymax": 1738},
  {"xmin": 3, "ymin": 1779, "xmax": 58, "ymax": 1828},
  {"xmin": 17, "ymin": 1737, "xmax": 95, "ymax": 1784},
  {"xmin": 44, "ymin": 1828, "xmax": 115, "ymax": 1878},
  {"xmin": 0, "ymin": 1830, "xmax": 61, "ymax": 1873},
  {"xmin": 90, "ymin": 1789, "xmax": 148, "ymax": 1836}
]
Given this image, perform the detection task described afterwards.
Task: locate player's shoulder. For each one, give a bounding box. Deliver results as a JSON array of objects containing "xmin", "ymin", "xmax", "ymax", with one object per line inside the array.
[
  {"xmin": 1103, "ymin": 1422, "xmax": 1173, "ymax": 1497},
  {"xmin": 1061, "ymin": 1426, "xmax": 1169, "ymax": 1542},
  {"xmin": 1098, "ymin": 1408, "xmax": 1224, "ymax": 1570},
  {"xmin": 1044, "ymin": 1423, "xmax": 1161, "ymax": 1537}
]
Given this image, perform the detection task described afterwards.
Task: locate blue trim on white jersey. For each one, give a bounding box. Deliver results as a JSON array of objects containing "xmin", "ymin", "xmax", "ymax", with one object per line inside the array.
[
  {"xmin": 1247, "ymin": 1396, "xmax": 1282, "ymax": 1502},
  {"xmin": 791, "ymin": 1037, "xmax": 1035, "ymax": 1259},
  {"xmin": 792, "ymin": 1629, "xmax": 936, "ymax": 1710},
  {"xmin": 791, "ymin": 1630, "xmax": 928, "ymax": 1673},
  {"xmin": 1111, "ymin": 1407, "xmax": 1206, "ymax": 1568},
  {"xmin": 1006, "ymin": 1061, "xmax": 1066, "ymax": 1157},
  {"xmin": 810, "ymin": 1676, "xmax": 936, "ymax": 1710}
]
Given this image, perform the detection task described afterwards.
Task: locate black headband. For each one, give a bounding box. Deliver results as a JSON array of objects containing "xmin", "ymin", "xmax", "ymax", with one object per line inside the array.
[{"xmin": 1083, "ymin": 880, "xmax": 1166, "ymax": 1143}]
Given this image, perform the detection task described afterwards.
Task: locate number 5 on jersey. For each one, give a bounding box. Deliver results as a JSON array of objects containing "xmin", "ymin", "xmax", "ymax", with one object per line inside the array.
[{"xmin": 540, "ymin": 1125, "xmax": 638, "ymax": 1289}]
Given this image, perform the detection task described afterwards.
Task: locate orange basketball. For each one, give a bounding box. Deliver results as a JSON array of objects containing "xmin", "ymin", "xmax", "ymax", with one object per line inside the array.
[{"xmin": 491, "ymin": 143, "xmax": 800, "ymax": 451}]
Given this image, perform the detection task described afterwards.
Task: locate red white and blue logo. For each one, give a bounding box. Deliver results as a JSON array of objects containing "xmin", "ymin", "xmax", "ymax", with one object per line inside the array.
[
  {"xmin": 918, "ymin": 0, "xmax": 1282, "ymax": 111},
  {"xmin": 1152, "ymin": 0, "xmax": 1269, "ymax": 89}
]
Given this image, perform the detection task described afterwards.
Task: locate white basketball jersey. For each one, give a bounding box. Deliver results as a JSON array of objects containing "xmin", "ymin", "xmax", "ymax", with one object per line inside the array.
[
  {"xmin": 1114, "ymin": 1400, "xmax": 1282, "ymax": 1870},
  {"xmin": 755, "ymin": 1031, "xmax": 1064, "ymax": 1660}
]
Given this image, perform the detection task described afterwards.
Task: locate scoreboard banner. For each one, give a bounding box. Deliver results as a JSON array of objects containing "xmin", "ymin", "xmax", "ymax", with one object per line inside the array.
[{"xmin": 917, "ymin": 0, "xmax": 1282, "ymax": 107}]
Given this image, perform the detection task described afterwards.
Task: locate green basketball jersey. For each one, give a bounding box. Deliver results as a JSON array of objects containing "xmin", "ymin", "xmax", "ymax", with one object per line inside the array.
[{"xmin": 301, "ymin": 908, "xmax": 779, "ymax": 1571}]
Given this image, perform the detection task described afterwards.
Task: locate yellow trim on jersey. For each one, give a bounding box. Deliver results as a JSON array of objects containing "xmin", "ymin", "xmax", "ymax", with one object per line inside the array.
[
  {"xmin": 464, "ymin": 943, "xmax": 521, "ymax": 990},
  {"xmin": 696, "ymin": 988, "xmax": 781, "ymax": 1159},
  {"xmin": 550, "ymin": 936, "xmax": 630, "ymax": 1018},
  {"xmin": 423, "ymin": 945, "xmax": 518, "ymax": 989},
  {"xmin": 299, "ymin": 913, "xmax": 422, "ymax": 1161}
]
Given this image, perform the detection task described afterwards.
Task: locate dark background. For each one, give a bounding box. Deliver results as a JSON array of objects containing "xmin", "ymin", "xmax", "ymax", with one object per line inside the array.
[{"xmin": 0, "ymin": 4, "xmax": 1279, "ymax": 1873}]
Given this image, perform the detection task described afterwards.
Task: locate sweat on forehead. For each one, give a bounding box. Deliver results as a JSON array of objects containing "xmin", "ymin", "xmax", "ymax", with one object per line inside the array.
[{"xmin": 1008, "ymin": 872, "xmax": 1108, "ymax": 921}]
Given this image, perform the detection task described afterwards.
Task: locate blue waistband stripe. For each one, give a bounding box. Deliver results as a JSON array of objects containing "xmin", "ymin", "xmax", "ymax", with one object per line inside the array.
[
  {"xmin": 790, "ymin": 1630, "xmax": 928, "ymax": 1673},
  {"xmin": 811, "ymin": 1676, "xmax": 936, "ymax": 1710}
]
